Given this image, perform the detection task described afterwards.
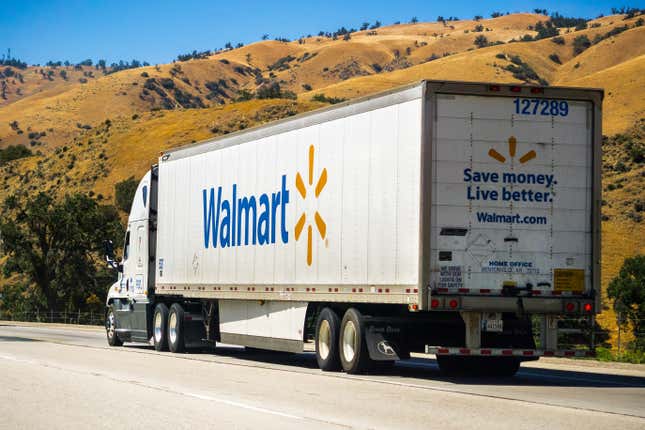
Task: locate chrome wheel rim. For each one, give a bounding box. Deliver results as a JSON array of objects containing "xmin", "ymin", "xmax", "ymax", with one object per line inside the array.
[
  {"xmin": 342, "ymin": 320, "xmax": 357, "ymax": 363},
  {"xmin": 107, "ymin": 311, "xmax": 115, "ymax": 339},
  {"xmin": 169, "ymin": 312, "xmax": 177, "ymax": 345},
  {"xmin": 154, "ymin": 311, "xmax": 163, "ymax": 342},
  {"xmin": 318, "ymin": 320, "xmax": 331, "ymax": 360}
]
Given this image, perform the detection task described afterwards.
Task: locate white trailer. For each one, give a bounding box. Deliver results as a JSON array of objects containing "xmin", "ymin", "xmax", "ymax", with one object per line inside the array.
[{"xmin": 105, "ymin": 80, "xmax": 602, "ymax": 375}]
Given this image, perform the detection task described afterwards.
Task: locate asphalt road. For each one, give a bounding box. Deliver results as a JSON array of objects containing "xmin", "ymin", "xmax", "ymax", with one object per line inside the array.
[{"xmin": 1, "ymin": 323, "xmax": 644, "ymax": 429}]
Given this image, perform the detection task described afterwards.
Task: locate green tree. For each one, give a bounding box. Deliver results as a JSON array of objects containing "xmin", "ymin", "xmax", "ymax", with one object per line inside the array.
[
  {"xmin": 115, "ymin": 176, "xmax": 138, "ymax": 212},
  {"xmin": 608, "ymin": 255, "xmax": 645, "ymax": 350},
  {"xmin": 0, "ymin": 193, "xmax": 124, "ymax": 313}
]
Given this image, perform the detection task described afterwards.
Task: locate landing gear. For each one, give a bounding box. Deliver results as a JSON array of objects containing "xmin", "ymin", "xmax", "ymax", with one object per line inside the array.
[{"xmin": 106, "ymin": 306, "xmax": 123, "ymax": 347}]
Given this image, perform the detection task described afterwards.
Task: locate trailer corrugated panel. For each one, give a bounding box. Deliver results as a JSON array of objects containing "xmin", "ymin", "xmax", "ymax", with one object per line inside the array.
[{"xmin": 156, "ymin": 84, "xmax": 425, "ymax": 303}]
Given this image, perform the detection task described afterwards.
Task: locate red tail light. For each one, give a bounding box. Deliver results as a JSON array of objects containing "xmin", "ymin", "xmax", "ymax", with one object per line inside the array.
[
  {"xmin": 489, "ymin": 85, "xmax": 501, "ymax": 92},
  {"xmin": 565, "ymin": 302, "xmax": 575, "ymax": 312},
  {"xmin": 583, "ymin": 303, "xmax": 593, "ymax": 312},
  {"xmin": 448, "ymin": 299, "xmax": 458, "ymax": 309},
  {"xmin": 530, "ymin": 87, "xmax": 544, "ymax": 94},
  {"xmin": 431, "ymin": 299, "xmax": 440, "ymax": 309},
  {"xmin": 510, "ymin": 86, "xmax": 522, "ymax": 92}
]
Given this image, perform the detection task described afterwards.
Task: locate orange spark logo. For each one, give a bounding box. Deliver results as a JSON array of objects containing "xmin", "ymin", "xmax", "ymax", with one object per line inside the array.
[
  {"xmin": 488, "ymin": 136, "xmax": 536, "ymax": 164},
  {"xmin": 295, "ymin": 145, "xmax": 327, "ymax": 266}
]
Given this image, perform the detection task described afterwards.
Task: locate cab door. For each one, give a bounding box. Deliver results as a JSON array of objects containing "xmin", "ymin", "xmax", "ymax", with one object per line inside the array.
[{"xmin": 129, "ymin": 222, "xmax": 149, "ymax": 338}]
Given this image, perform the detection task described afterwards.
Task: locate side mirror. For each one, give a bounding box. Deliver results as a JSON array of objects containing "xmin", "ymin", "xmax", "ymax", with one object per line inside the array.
[
  {"xmin": 104, "ymin": 240, "xmax": 120, "ymax": 270},
  {"xmin": 104, "ymin": 240, "xmax": 115, "ymax": 259}
]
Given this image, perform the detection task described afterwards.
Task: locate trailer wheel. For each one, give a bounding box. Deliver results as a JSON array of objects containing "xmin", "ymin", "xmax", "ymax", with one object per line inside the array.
[
  {"xmin": 153, "ymin": 303, "xmax": 169, "ymax": 351},
  {"xmin": 339, "ymin": 308, "xmax": 371, "ymax": 374},
  {"xmin": 315, "ymin": 308, "xmax": 341, "ymax": 371},
  {"xmin": 106, "ymin": 306, "xmax": 123, "ymax": 347},
  {"xmin": 168, "ymin": 303, "xmax": 186, "ymax": 353}
]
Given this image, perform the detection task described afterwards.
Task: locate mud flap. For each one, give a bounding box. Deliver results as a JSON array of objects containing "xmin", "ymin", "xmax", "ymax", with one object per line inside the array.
[{"xmin": 365, "ymin": 324, "xmax": 402, "ymax": 361}]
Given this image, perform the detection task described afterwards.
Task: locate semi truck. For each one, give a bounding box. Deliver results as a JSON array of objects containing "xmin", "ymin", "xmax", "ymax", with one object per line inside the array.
[{"xmin": 104, "ymin": 80, "xmax": 602, "ymax": 375}]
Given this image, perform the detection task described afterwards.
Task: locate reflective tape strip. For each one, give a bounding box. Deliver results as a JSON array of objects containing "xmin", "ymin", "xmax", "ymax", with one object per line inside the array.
[{"xmin": 425, "ymin": 346, "xmax": 594, "ymax": 357}]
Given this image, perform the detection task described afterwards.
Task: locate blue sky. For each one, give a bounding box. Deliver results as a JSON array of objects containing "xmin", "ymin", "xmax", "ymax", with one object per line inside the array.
[{"xmin": 1, "ymin": 0, "xmax": 640, "ymax": 65}]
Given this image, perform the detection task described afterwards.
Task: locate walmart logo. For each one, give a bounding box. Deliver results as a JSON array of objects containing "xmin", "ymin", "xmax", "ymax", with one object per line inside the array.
[
  {"xmin": 201, "ymin": 144, "xmax": 328, "ymax": 267},
  {"xmin": 488, "ymin": 136, "xmax": 536, "ymax": 165},
  {"xmin": 295, "ymin": 145, "xmax": 327, "ymax": 266}
]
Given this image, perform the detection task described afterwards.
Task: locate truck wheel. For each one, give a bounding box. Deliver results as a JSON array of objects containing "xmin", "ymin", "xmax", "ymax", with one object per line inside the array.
[
  {"xmin": 315, "ymin": 308, "xmax": 341, "ymax": 371},
  {"xmin": 339, "ymin": 308, "xmax": 371, "ymax": 374},
  {"xmin": 153, "ymin": 303, "xmax": 169, "ymax": 351},
  {"xmin": 106, "ymin": 306, "xmax": 123, "ymax": 347},
  {"xmin": 168, "ymin": 303, "xmax": 186, "ymax": 353}
]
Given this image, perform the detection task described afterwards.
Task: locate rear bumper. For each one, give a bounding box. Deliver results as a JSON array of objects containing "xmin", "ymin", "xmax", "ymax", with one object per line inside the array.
[
  {"xmin": 429, "ymin": 294, "xmax": 595, "ymax": 314},
  {"xmin": 426, "ymin": 346, "xmax": 594, "ymax": 358}
]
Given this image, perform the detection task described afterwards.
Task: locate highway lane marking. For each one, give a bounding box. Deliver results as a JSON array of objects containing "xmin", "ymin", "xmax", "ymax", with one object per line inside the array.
[
  {"xmin": 2, "ymin": 327, "xmax": 645, "ymax": 420},
  {"xmin": 0, "ymin": 353, "xmax": 351, "ymax": 429}
]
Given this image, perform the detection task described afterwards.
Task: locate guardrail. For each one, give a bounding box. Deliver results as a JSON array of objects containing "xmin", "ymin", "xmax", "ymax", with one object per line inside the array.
[{"xmin": 0, "ymin": 311, "xmax": 103, "ymax": 326}]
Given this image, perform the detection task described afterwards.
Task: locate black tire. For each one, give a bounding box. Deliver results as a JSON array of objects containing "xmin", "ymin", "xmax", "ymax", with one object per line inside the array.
[
  {"xmin": 315, "ymin": 307, "xmax": 341, "ymax": 371},
  {"xmin": 339, "ymin": 308, "xmax": 371, "ymax": 374},
  {"xmin": 153, "ymin": 303, "xmax": 169, "ymax": 351},
  {"xmin": 168, "ymin": 303, "xmax": 186, "ymax": 353},
  {"xmin": 106, "ymin": 306, "xmax": 123, "ymax": 347},
  {"xmin": 437, "ymin": 356, "xmax": 521, "ymax": 377}
]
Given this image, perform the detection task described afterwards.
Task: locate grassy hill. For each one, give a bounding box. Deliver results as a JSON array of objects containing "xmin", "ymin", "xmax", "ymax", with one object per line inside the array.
[{"xmin": 1, "ymin": 12, "xmax": 643, "ymax": 348}]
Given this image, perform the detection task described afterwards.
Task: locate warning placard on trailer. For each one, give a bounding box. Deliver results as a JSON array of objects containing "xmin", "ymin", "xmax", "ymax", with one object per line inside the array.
[{"xmin": 553, "ymin": 269, "xmax": 585, "ymax": 293}]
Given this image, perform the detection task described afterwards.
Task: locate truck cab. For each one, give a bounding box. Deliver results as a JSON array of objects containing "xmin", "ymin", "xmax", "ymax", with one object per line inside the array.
[{"xmin": 106, "ymin": 169, "xmax": 157, "ymax": 345}]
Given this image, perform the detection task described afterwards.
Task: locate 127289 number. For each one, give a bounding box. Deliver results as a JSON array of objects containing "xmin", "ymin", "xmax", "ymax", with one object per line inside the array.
[{"xmin": 513, "ymin": 98, "xmax": 569, "ymax": 116}]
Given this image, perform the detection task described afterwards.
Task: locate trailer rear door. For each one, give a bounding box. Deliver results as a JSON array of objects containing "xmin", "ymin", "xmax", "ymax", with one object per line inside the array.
[{"xmin": 431, "ymin": 93, "xmax": 593, "ymax": 297}]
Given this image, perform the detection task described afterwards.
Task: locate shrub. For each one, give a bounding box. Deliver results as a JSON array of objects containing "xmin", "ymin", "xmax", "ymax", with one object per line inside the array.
[
  {"xmin": 0, "ymin": 144, "xmax": 32, "ymax": 164},
  {"xmin": 159, "ymin": 78, "xmax": 175, "ymax": 89},
  {"xmin": 534, "ymin": 20, "xmax": 559, "ymax": 39},
  {"xmin": 236, "ymin": 89, "xmax": 254, "ymax": 101},
  {"xmin": 504, "ymin": 55, "xmax": 548, "ymax": 85},
  {"xmin": 302, "ymin": 83, "xmax": 312, "ymax": 91},
  {"xmin": 549, "ymin": 53, "xmax": 561, "ymax": 64},
  {"xmin": 551, "ymin": 36, "xmax": 565, "ymax": 45},
  {"xmin": 495, "ymin": 53, "xmax": 506, "ymax": 59},
  {"xmin": 474, "ymin": 35, "xmax": 489, "ymax": 48},
  {"xmin": 115, "ymin": 176, "xmax": 138, "ymax": 212},
  {"xmin": 311, "ymin": 93, "xmax": 347, "ymax": 104},
  {"xmin": 474, "ymin": 24, "xmax": 484, "ymax": 32},
  {"xmin": 550, "ymin": 12, "xmax": 587, "ymax": 28},
  {"xmin": 575, "ymin": 21, "xmax": 588, "ymax": 31},
  {"xmin": 572, "ymin": 35, "xmax": 591, "ymax": 55},
  {"xmin": 268, "ymin": 55, "xmax": 296, "ymax": 71},
  {"xmin": 608, "ymin": 255, "xmax": 645, "ymax": 351}
]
